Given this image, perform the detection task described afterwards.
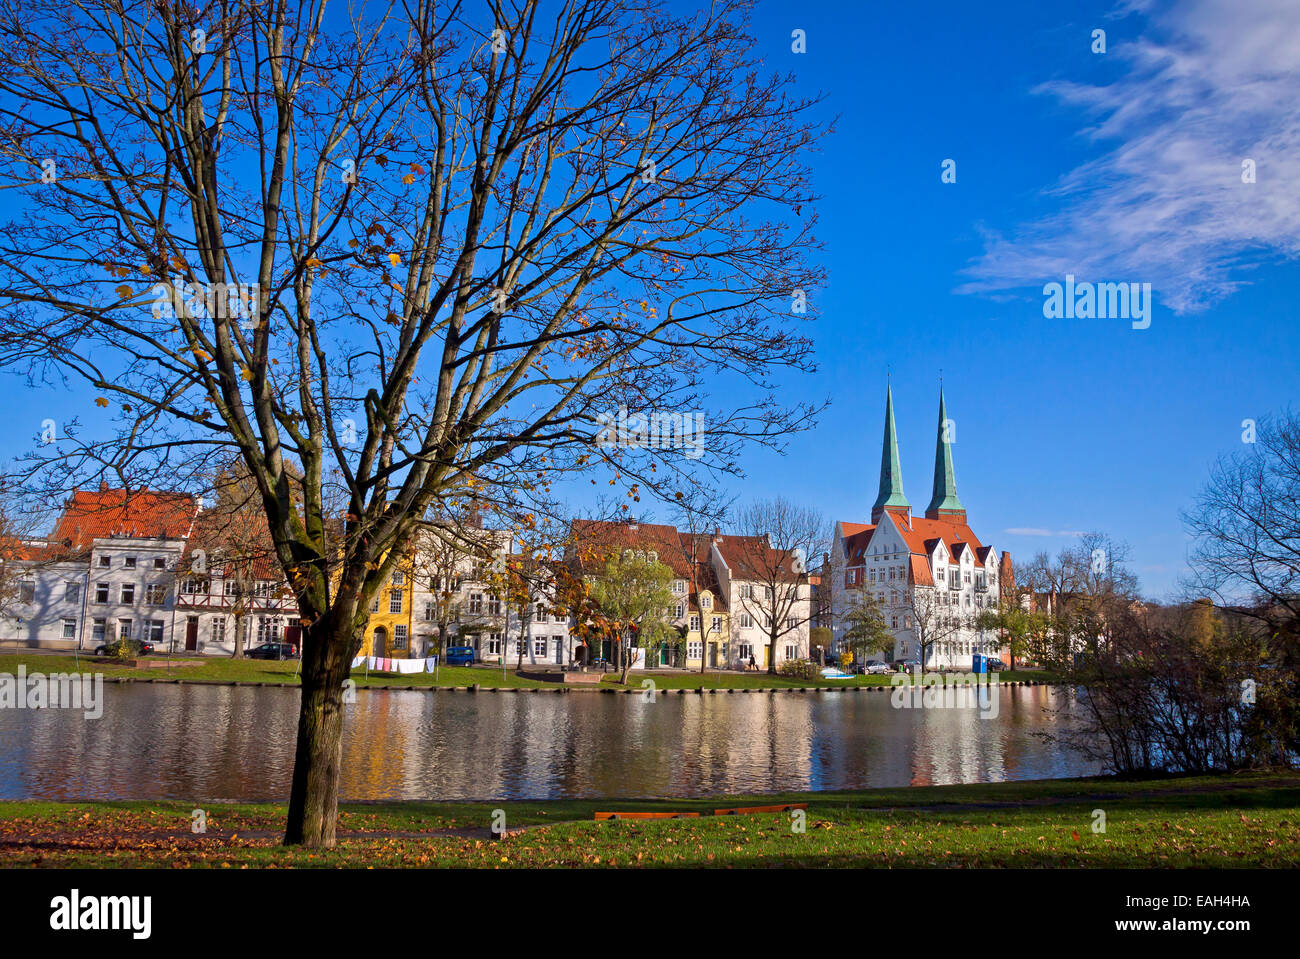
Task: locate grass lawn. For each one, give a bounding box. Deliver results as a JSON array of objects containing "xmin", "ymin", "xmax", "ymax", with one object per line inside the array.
[
  {"xmin": 0, "ymin": 653, "xmax": 1059, "ymax": 691},
  {"xmin": 1, "ymin": 771, "xmax": 1295, "ymax": 868}
]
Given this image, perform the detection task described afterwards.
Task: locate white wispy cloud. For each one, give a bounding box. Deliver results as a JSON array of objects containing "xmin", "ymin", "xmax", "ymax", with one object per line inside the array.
[{"xmin": 959, "ymin": 0, "xmax": 1300, "ymax": 313}]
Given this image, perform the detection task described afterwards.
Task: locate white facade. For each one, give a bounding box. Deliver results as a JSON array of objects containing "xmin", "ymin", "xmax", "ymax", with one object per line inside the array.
[
  {"xmin": 4, "ymin": 551, "xmax": 90, "ymax": 649},
  {"xmin": 84, "ymin": 536, "xmax": 187, "ymax": 651},
  {"xmin": 829, "ymin": 511, "xmax": 1002, "ymax": 671}
]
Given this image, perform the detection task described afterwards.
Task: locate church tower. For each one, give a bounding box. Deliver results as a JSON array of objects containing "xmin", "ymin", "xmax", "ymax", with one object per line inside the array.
[
  {"xmin": 925, "ymin": 388, "xmax": 966, "ymax": 523},
  {"xmin": 871, "ymin": 385, "xmax": 911, "ymax": 525}
]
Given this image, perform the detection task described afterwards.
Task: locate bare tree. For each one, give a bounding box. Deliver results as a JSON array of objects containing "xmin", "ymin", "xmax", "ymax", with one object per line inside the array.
[
  {"xmin": 0, "ymin": 0, "xmax": 827, "ymax": 846},
  {"xmin": 903, "ymin": 585, "xmax": 969, "ymax": 674},
  {"xmin": 729, "ymin": 497, "xmax": 821, "ymax": 675},
  {"xmin": 1185, "ymin": 409, "xmax": 1300, "ymax": 635}
]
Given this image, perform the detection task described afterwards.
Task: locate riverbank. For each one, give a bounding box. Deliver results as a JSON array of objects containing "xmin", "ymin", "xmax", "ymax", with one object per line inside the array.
[
  {"xmin": 1, "ymin": 772, "xmax": 1295, "ymax": 868},
  {"xmin": 0, "ymin": 654, "xmax": 1060, "ymax": 690}
]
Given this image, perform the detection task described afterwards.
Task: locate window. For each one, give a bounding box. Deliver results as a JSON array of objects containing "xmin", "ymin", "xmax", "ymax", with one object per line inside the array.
[
  {"xmin": 147, "ymin": 620, "xmax": 164, "ymax": 643},
  {"xmin": 533, "ymin": 637, "xmax": 546, "ymax": 657},
  {"xmin": 120, "ymin": 583, "xmax": 135, "ymax": 603},
  {"xmin": 94, "ymin": 583, "xmax": 109, "ymax": 604},
  {"xmin": 394, "ymin": 625, "xmax": 407, "ymax": 649},
  {"xmin": 371, "ymin": 597, "xmax": 380, "ymax": 613},
  {"xmin": 92, "ymin": 619, "xmax": 106, "ymax": 643},
  {"xmin": 19, "ymin": 580, "xmax": 34, "ymax": 603},
  {"xmin": 153, "ymin": 557, "xmax": 165, "ymax": 569},
  {"xmin": 392, "ymin": 570, "xmax": 405, "ymax": 586},
  {"xmin": 124, "ymin": 556, "xmax": 137, "ymax": 569},
  {"xmin": 389, "ymin": 589, "xmax": 403, "ymax": 614},
  {"xmin": 738, "ymin": 613, "xmax": 753, "ymax": 629},
  {"xmin": 256, "ymin": 617, "xmax": 281, "ymax": 644},
  {"xmin": 488, "ymin": 596, "xmax": 501, "ymax": 616},
  {"xmin": 689, "ymin": 615, "xmax": 700, "ymax": 631},
  {"xmin": 211, "ymin": 618, "xmax": 226, "ymax": 644},
  {"xmin": 712, "ymin": 616, "xmax": 722, "ymax": 633},
  {"xmin": 740, "ymin": 584, "xmax": 753, "ymax": 599},
  {"xmin": 891, "ymin": 614, "xmax": 899, "ymax": 628},
  {"xmin": 469, "ymin": 593, "xmax": 483, "ymax": 614},
  {"xmin": 786, "ymin": 616, "xmax": 797, "ymax": 629},
  {"xmin": 536, "ymin": 603, "xmax": 547, "ymax": 622},
  {"xmin": 701, "ymin": 594, "xmax": 711, "ymax": 609},
  {"xmin": 738, "ymin": 643, "xmax": 753, "ymax": 661},
  {"xmin": 671, "ymin": 580, "xmax": 685, "ymax": 594},
  {"xmin": 423, "ymin": 602, "xmax": 434, "ymax": 622},
  {"xmin": 674, "ymin": 603, "xmax": 684, "ymax": 619},
  {"xmin": 64, "ymin": 581, "xmax": 80, "ymax": 603},
  {"xmin": 785, "ymin": 644, "xmax": 796, "ymax": 660},
  {"xmin": 688, "ymin": 640, "xmax": 702, "ymax": 659},
  {"xmin": 97, "ymin": 555, "xmax": 110, "ymax": 568},
  {"xmin": 485, "ymin": 634, "xmax": 502, "ymax": 655},
  {"xmin": 145, "ymin": 583, "xmax": 167, "ymax": 605},
  {"xmin": 62, "ymin": 618, "xmax": 77, "ymax": 640}
]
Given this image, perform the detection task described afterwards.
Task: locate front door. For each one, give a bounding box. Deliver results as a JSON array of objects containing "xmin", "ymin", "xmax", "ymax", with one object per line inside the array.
[
  {"xmin": 185, "ymin": 616, "xmax": 198, "ymax": 651},
  {"xmin": 553, "ymin": 639, "xmax": 563, "ymax": 664},
  {"xmin": 372, "ymin": 627, "xmax": 387, "ymax": 658}
]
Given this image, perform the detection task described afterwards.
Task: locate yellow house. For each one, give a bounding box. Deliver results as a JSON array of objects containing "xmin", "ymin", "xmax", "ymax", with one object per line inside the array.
[
  {"xmin": 684, "ymin": 586, "xmax": 729, "ymax": 669},
  {"xmin": 359, "ymin": 552, "xmax": 416, "ymax": 659}
]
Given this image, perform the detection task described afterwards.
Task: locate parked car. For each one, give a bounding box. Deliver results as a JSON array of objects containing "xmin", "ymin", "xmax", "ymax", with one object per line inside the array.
[
  {"xmin": 895, "ymin": 659, "xmax": 922, "ymax": 672},
  {"xmin": 863, "ymin": 661, "xmax": 895, "ymax": 675},
  {"xmin": 985, "ymin": 658, "xmax": 1007, "ymax": 671},
  {"xmin": 246, "ymin": 642, "xmax": 298, "ymax": 660},
  {"xmin": 444, "ymin": 646, "xmax": 475, "ymax": 666},
  {"xmin": 94, "ymin": 638, "xmax": 154, "ymax": 657}
]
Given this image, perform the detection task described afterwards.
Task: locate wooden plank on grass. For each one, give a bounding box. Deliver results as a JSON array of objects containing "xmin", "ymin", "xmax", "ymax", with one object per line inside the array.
[
  {"xmin": 712, "ymin": 803, "xmax": 808, "ymax": 816},
  {"xmin": 594, "ymin": 811, "xmax": 701, "ymax": 820}
]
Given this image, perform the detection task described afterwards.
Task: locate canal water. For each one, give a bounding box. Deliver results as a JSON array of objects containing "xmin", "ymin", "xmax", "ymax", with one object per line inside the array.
[{"xmin": 0, "ymin": 683, "xmax": 1100, "ymax": 802}]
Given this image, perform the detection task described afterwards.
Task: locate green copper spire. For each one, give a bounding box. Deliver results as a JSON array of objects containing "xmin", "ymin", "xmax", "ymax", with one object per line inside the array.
[
  {"xmin": 871, "ymin": 386, "xmax": 910, "ymax": 522},
  {"xmin": 925, "ymin": 388, "xmax": 965, "ymax": 519}
]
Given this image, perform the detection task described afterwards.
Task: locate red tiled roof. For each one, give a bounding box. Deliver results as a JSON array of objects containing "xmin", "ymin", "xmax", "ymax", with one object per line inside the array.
[
  {"xmin": 890, "ymin": 514, "xmax": 984, "ymax": 558},
  {"xmin": 180, "ymin": 509, "xmax": 283, "ymax": 580},
  {"xmin": 909, "ymin": 555, "xmax": 934, "ymax": 587},
  {"xmin": 54, "ymin": 487, "xmax": 198, "ymax": 547},
  {"xmin": 568, "ymin": 519, "xmax": 692, "ymax": 576}
]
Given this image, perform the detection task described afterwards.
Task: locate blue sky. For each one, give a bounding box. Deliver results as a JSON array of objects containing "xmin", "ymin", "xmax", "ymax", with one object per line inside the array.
[
  {"xmin": 4, "ymin": 0, "xmax": 1297, "ymax": 601},
  {"xmin": 683, "ymin": 0, "xmax": 1300, "ymax": 601}
]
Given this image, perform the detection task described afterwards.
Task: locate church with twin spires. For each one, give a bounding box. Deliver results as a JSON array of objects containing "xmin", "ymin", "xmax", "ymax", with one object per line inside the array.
[{"xmin": 829, "ymin": 387, "xmax": 1014, "ymax": 669}]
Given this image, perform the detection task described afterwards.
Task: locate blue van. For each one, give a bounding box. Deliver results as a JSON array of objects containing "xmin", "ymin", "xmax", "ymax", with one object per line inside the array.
[{"xmin": 445, "ymin": 646, "xmax": 476, "ymax": 666}]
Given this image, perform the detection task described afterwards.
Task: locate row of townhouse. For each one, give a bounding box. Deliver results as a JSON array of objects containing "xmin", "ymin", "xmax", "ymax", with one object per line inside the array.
[
  {"xmin": 4, "ymin": 487, "xmax": 808, "ymax": 671},
  {"xmin": 564, "ymin": 518, "xmax": 812, "ymax": 671}
]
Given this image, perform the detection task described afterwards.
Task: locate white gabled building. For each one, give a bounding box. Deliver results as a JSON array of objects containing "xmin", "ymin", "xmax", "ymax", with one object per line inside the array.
[
  {"xmin": 2, "ymin": 486, "xmax": 199, "ymax": 651},
  {"xmin": 830, "ymin": 387, "xmax": 1014, "ymax": 671}
]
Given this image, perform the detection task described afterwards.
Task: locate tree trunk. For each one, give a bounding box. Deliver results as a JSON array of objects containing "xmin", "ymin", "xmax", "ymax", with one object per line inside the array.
[
  {"xmin": 283, "ymin": 617, "xmax": 354, "ymax": 847},
  {"xmin": 231, "ymin": 611, "xmax": 246, "ymax": 659},
  {"xmin": 767, "ymin": 635, "xmax": 777, "ymax": 675}
]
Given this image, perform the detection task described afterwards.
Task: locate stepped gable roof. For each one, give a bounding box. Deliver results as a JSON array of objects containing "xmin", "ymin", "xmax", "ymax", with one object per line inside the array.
[{"xmin": 54, "ymin": 486, "xmax": 198, "ymax": 547}]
